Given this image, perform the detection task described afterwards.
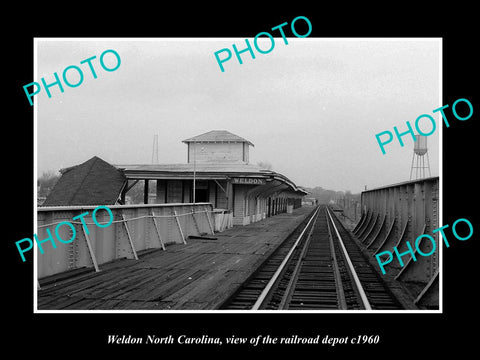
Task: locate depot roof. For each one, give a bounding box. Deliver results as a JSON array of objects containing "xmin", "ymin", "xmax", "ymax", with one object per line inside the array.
[
  {"xmin": 44, "ymin": 155, "xmax": 308, "ymax": 207},
  {"xmin": 43, "ymin": 156, "xmax": 127, "ymax": 206},
  {"xmin": 182, "ymin": 130, "xmax": 254, "ymax": 146},
  {"xmin": 115, "ymin": 163, "xmax": 307, "ymax": 194},
  {"xmin": 116, "ymin": 162, "xmax": 264, "ymax": 175}
]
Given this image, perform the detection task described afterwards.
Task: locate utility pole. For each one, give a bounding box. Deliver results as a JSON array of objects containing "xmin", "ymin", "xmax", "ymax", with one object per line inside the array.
[
  {"xmin": 151, "ymin": 134, "xmax": 159, "ymax": 164},
  {"xmin": 193, "ymin": 140, "xmax": 196, "ymax": 203}
]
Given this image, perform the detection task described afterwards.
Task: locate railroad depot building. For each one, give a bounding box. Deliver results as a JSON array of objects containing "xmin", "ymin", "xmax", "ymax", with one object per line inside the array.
[{"xmin": 44, "ymin": 130, "xmax": 307, "ymax": 226}]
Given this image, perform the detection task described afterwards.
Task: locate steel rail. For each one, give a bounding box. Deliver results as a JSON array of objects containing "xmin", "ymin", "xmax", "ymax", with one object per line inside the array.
[
  {"xmin": 326, "ymin": 206, "xmax": 372, "ymax": 310},
  {"xmin": 276, "ymin": 209, "xmax": 319, "ymax": 309},
  {"xmin": 251, "ymin": 205, "xmax": 321, "ymax": 310},
  {"xmin": 325, "ymin": 211, "xmax": 348, "ymax": 309}
]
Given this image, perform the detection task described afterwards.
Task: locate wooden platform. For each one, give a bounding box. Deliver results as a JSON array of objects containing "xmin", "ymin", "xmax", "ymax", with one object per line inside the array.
[{"xmin": 37, "ymin": 207, "xmax": 314, "ymax": 310}]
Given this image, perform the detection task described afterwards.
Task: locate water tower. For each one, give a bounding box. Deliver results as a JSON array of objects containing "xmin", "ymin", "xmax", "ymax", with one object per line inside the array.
[{"xmin": 410, "ymin": 135, "xmax": 431, "ymax": 180}]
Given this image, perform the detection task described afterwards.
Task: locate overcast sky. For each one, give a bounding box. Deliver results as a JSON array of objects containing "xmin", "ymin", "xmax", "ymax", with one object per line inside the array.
[{"xmin": 36, "ymin": 38, "xmax": 441, "ymax": 194}]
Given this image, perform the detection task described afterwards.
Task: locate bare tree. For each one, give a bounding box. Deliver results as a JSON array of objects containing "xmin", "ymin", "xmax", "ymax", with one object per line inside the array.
[{"xmin": 38, "ymin": 170, "xmax": 61, "ymax": 197}]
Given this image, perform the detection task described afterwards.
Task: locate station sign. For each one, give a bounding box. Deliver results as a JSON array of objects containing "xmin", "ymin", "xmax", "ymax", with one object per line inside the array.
[{"xmin": 231, "ymin": 177, "xmax": 266, "ymax": 185}]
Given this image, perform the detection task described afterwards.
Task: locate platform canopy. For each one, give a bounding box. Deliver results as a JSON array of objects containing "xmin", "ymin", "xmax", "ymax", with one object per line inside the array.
[{"xmin": 115, "ymin": 162, "xmax": 307, "ymax": 195}]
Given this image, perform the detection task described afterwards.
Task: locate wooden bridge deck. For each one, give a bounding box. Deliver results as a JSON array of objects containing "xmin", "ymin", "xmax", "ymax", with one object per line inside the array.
[{"xmin": 37, "ymin": 207, "xmax": 314, "ymax": 310}]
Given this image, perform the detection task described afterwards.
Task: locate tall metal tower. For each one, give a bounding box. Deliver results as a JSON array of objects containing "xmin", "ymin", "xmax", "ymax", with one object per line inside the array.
[
  {"xmin": 410, "ymin": 135, "xmax": 431, "ymax": 180},
  {"xmin": 151, "ymin": 134, "xmax": 159, "ymax": 164}
]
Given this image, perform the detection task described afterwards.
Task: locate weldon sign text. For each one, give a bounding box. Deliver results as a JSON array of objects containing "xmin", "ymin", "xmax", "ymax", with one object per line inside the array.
[{"xmin": 231, "ymin": 177, "xmax": 267, "ymax": 185}]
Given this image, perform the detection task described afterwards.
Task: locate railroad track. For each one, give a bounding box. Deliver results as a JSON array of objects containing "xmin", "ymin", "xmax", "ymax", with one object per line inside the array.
[{"xmin": 219, "ymin": 205, "xmax": 403, "ymax": 310}]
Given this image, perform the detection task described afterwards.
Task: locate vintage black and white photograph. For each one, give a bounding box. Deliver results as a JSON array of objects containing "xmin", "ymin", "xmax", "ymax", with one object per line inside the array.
[{"xmin": 33, "ymin": 37, "xmax": 442, "ymax": 312}]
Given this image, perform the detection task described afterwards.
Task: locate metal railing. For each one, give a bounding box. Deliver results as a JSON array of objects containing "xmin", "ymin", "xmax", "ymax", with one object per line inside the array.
[
  {"xmin": 36, "ymin": 202, "xmax": 230, "ymax": 279},
  {"xmin": 354, "ymin": 177, "xmax": 439, "ymax": 308}
]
